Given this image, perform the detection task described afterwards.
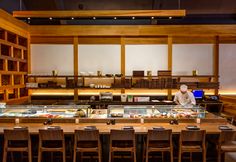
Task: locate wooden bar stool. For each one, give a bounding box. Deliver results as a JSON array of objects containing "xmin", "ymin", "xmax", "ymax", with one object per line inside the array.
[
  {"xmin": 38, "ymin": 128, "xmax": 66, "ymax": 162},
  {"xmin": 3, "ymin": 128, "xmax": 32, "ymax": 162},
  {"xmin": 145, "ymin": 129, "xmax": 173, "ymax": 162},
  {"xmin": 73, "ymin": 129, "xmax": 102, "ymax": 162},
  {"xmin": 109, "ymin": 129, "xmax": 136, "ymax": 162},
  {"xmin": 218, "ymin": 130, "xmax": 236, "ymax": 162},
  {"xmin": 178, "ymin": 130, "xmax": 206, "ymax": 162}
]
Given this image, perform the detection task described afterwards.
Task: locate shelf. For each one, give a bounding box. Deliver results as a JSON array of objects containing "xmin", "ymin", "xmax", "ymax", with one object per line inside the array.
[
  {"xmin": 0, "ymin": 27, "xmax": 28, "ymax": 103},
  {"xmin": 0, "ymin": 39, "xmax": 27, "ymax": 50},
  {"xmin": 1, "ymin": 44, "xmax": 11, "ymax": 56},
  {"xmin": 0, "ymin": 71, "xmax": 27, "ymax": 75},
  {"xmin": 0, "ymin": 85, "xmax": 25, "ymax": 90},
  {"xmin": 7, "ymin": 32, "xmax": 17, "ymax": 44},
  {"xmin": 7, "ymin": 60, "xmax": 17, "ymax": 71},
  {"xmin": 0, "ymin": 55, "xmax": 27, "ymax": 62}
]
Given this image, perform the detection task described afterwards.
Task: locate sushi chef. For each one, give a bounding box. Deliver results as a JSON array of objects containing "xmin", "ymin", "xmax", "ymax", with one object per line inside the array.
[{"xmin": 174, "ymin": 84, "xmax": 196, "ymax": 106}]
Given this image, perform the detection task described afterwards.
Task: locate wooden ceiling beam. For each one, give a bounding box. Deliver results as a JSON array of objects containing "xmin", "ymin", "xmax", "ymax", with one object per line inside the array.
[{"xmin": 13, "ymin": 10, "xmax": 186, "ymax": 18}]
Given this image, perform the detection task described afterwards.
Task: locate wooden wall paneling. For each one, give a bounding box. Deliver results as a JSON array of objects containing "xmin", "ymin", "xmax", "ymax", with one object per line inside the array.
[
  {"xmin": 27, "ymin": 34, "xmax": 31, "ymax": 74},
  {"xmin": 124, "ymin": 37, "xmax": 168, "ymax": 44},
  {"xmin": 167, "ymin": 36, "xmax": 173, "ymax": 100},
  {"xmin": 219, "ymin": 36, "xmax": 236, "ymax": 44},
  {"xmin": 213, "ymin": 36, "xmax": 219, "ymax": 95},
  {"xmin": 31, "ymin": 36, "xmax": 73, "ymax": 44},
  {"xmin": 173, "ymin": 36, "xmax": 215, "ymax": 44},
  {"xmin": 13, "ymin": 10, "xmax": 186, "ymax": 18},
  {"xmin": 121, "ymin": 37, "xmax": 126, "ymax": 94},
  {"xmin": 121, "ymin": 37, "xmax": 125, "ymax": 76},
  {"xmin": 78, "ymin": 37, "xmax": 121, "ymax": 44},
  {"xmin": 74, "ymin": 36, "xmax": 79, "ymax": 101},
  {"xmin": 29, "ymin": 25, "xmax": 236, "ymax": 37},
  {"xmin": 0, "ymin": 9, "xmax": 29, "ymax": 38}
]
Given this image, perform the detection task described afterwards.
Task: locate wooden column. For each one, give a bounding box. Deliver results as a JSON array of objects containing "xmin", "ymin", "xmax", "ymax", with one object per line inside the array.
[
  {"xmin": 213, "ymin": 36, "xmax": 219, "ymax": 95},
  {"xmin": 73, "ymin": 36, "xmax": 79, "ymax": 101},
  {"xmin": 167, "ymin": 36, "xmax": 173, "ymax": 100},
  {"xmin": 120, "ymin": 37, "xmax": 126, "ymax": 94}
]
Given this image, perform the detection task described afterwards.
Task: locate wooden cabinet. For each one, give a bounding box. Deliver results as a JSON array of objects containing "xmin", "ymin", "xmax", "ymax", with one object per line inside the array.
[{"xmin": 0, "ymin": 27, "xmax": 29, "ymax": 103}]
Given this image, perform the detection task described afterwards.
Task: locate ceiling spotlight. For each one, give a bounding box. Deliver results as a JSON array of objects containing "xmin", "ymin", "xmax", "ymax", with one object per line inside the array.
[
  {"xmin": 49, "ymin": 17, "xmax": 53, "ymax": 20},
  {"xmin": 27, "ymin": 17, "xmax": 30, "ymax": 20},
  {"xmin": 114, "ymin": 17, "xmax": 117, "ymax": 20},
  {"xmin": 93, "ymin": 17, "xmax": 96, "ymax": 20},
  {"xmin": 151, "ymin": 17, "xmax": 154, "ymax": 19},
  {"xmin": 132, "ymin": 17, "xmax": 135, "ymax": 20},
  {"xmin": 71, "ymin": 17, "xmax": 74, "ymax": 20},
  {"xmin": 169, "ymin": 17, "xmax": 172, "ymax": 19}
]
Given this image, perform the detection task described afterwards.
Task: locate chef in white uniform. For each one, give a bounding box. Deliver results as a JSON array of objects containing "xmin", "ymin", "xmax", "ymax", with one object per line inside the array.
[{"xmin": 174, "ymin": 84, "xmax": 196, "ymax": 106}]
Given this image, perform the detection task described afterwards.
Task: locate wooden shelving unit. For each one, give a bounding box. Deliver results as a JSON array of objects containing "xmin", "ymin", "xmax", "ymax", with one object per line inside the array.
[
  {"xmin": 0, "ymin": 28, "xmax": 29, "ymax": 103},
  {"xmin": 26, "ymin": 75, "xmax": 219, "ymax": 90}
]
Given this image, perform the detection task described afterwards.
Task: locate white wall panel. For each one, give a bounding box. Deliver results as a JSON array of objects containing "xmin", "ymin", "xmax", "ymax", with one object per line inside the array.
[
  {"xmin": 173, "ymin": 44, "xmax": 213, "ymax": 75},
  {"xmin": 125, "ymin": 45, "xmax": 168, "ymax": 75},
  {"xmin": 31, "ymin": 44, "xmax": 73, "ymax": 75},
  {"xmin": 78, "ymin": 45, "xmax": 120, "ymax": 74},
  {"xmin": 219, "ymin": 44, "xmax": 236, "ymax": 93}
]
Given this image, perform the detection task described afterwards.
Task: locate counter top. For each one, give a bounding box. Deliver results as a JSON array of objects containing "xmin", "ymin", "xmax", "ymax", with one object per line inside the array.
[{"xmin": 0, "ymin": 122, "xmax": 235, "ymax": 135}]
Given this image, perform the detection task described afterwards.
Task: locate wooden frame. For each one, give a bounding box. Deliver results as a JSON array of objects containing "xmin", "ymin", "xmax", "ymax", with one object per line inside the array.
[{"xmin": 13, "ymin": 10, "xmax": 186, "ymax": 18}]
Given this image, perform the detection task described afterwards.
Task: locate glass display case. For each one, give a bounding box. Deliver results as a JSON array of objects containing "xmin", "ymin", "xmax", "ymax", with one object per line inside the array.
[
  {"xmin": 107, "ymin": 105, "xmax": 206, "ymax": 119},
  {"xmin": 0, "ymin": 104, "xmax": 205, "ymax": 119},
  {"xmin": 0, "ymin": 105, "xmax": 91, "ymax": 118}
]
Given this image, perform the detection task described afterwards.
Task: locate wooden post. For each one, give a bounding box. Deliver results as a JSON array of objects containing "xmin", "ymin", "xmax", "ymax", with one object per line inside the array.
[
  {"xmin": 74, "ymin": 36, "xmax": 79, "ymax": 102},
  {"xmin": 167, "ymin": 36, "xmax": 173, "ymax": 100},
  {"xmin": 213, "ymin": 36, "xmax": 219, "ymax": 95},
  {"xmin": 121, "ymin": 37, "xmax": 125, "ymax": 94}
]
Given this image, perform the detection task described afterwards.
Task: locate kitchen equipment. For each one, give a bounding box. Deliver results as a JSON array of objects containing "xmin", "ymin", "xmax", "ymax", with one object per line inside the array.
[
  {"xmin": 121, "ymin": 94, "xmax": 127, "ymax": 102},
  {"xmin": 99, "ymin": 92, "xmax": 113, "ymax": 101}
]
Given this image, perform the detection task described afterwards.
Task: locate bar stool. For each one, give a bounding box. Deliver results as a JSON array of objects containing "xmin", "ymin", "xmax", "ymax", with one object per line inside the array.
[
  {"xmin": 178, "ymin": 130, "xmax": 206, "ymax": 162},
  {"xmin": 145, "ymin": 129, "xmax": 173, "ymax": 162},
  {"xmin": 3, "ymin": 128, "xmax": 32, "ymax": 162},
  {"xmin": 109, "ymin": 129, "xmax": 136, "ymax": 162},
  {"xmin": 38, "ymin": 128, "xmax": 66, "ymax": 162},
  {"xmin": 73, "ymin": 129, "xmax": 102, "ymax": 162},
  {"xmin": 217, "ymin": 130, "xmax": 236, "ymax": 162}
]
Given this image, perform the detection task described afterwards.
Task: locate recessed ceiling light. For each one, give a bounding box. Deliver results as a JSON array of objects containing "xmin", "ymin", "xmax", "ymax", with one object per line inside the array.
[
  {"xmin": 114, "ymin": 17, "xmax": 117, "ymax": 20},
  {"xmin": 71, "ymin": 17, "xmax": 74, "ymax": 20},
  {"xmin": 49, "ymin": 17, "xmax": 53, "ymax": 20},
  {"xmin": 132, "ymin": 17, "xmax": 135, "ymax": 20},
  {"xmin": 169, "ymin": 17, "xmax": 172, "ymax": 19},
  {"xmin": 93, "ymin": 17, "xmax": 96, "ymax": 20}
]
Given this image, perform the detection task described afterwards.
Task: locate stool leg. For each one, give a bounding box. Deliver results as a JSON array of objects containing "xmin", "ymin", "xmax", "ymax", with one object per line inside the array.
[
  {"xmin": 145, "ymin": 151, "xmax": 148, "ymax": 162},
  {"xmin": 37, "ymin": 150, "xmax": 41, "ymax": 162},
  {"xmin": 73, "ymin": 150, "xmax": 76, "ymax": 162},
  {"xmin": 170, "ymin": 150, "xmax": 174, "ymax": 162},
  {"xmin": 162, "ymin": 152, "xmax": 164, "ymax": 162},
  {"xmin": 178, "ymin": 150, "xmax": 181, "ymax": 162},
  {"xmin": 109, "ymin": 151, "xmax": 112, "ymax": 162},
  {"xmin": 203, "ymin": 149, "xmax": 206, "ymax": 162},
  {"xmin": 134, "ymin": 150, "xmax": 137, "ymax": 162},
  {"xmin": 98, "ymin": 150, "xmax": 102, "ymax": 162},
  {"xmin": 63, "ymin": 150, "xmax": 66, "ymax": 162},
  {"xmin": 29, "ymin": 141, "xmax": 32, "ymax": 162},
  {"xmin": 2, "ymin": 149, "xmax": 7, "ymax": 162}
]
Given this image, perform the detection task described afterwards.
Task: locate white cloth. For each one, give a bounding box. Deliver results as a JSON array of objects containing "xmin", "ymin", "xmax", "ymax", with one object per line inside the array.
[{"xmin": 174, "ymin": 91, "xmax": 196, "ymax": 106}]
